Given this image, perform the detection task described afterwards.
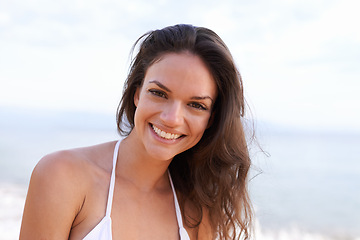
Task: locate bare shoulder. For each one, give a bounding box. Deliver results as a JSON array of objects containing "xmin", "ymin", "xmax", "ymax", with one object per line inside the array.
[
  {"xmin": 32, "ymin": 141, "xmax": 116, "ymax": 186},
  {"xmin": 34, "ymin": 148, "xmax": 87, "ymax": 182},
  {"xmin": 20, "ymin": 141, "xmax": 117, "ymax": 239},
  {"xmin": 38, "ymin": 140, "xmax": 117, "ymax": 176},
  {"xmin": 28, "ymin": 140, "xmax": 118, "ymax": 202}
]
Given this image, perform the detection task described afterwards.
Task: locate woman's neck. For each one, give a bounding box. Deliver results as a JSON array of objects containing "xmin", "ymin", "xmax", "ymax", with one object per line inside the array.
[{"xmin": 116, "ymin": 133, "xmax": 173, "ymax": 192}]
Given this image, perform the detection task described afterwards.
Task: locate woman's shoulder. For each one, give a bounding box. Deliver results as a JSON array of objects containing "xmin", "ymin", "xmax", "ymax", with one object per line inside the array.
[
  {"xmin": 20, "ymin": 141, "xmax": 118, "ymax": 238},
  {"xmin": 35, "ymin": 141, "xmax": 117, "ymax": 178},
  {"xmin": 28, "ymin": 140, "xmax": 118, "ymax": 204}
]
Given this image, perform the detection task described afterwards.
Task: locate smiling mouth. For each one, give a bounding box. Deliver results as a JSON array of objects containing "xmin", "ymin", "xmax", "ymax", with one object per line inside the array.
[{"xmin": 151, "ymin": 124, "xmax": 183, "ymax": 140}]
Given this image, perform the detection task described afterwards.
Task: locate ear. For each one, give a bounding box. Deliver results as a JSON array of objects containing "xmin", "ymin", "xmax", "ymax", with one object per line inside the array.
[{"xmin": 134, "ymin": 87, "xmax": 140, "ymax": 107}]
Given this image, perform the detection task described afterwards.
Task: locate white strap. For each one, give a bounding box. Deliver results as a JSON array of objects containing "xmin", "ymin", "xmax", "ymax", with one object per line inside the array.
[
  {"xmin": 168, "ymin": 171, "xmax": 191, "ymax": 239},
  {"xmin": 105, "ymin": 140, "xmax": 121, "ymax": 216},
  {"xmin": 168, "ymin": 171, "xmax": 185, "ymax": 229}
]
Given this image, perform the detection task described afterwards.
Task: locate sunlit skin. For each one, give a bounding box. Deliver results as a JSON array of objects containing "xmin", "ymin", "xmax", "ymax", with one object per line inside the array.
[{"xmin": 131, "ymin": 52, "xmax": 218, "ymax": 162}]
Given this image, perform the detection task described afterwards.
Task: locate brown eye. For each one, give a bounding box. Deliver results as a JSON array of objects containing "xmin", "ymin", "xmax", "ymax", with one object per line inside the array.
[
  {"xmin": 149, "ymin": 89, "xmax": 167, "ymax": 98},
  {"xmin": 189, "ymin": 102, "xmax": 207, "ymax": 110}
]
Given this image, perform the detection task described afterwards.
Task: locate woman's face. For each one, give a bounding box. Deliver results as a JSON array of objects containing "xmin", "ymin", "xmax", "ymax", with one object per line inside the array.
[{"xmin": 133, "ymin": 52, "xmax": 217, "ymax": 161}]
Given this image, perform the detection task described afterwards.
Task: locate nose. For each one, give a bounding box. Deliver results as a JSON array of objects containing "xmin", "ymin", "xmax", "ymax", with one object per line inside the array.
[{"xmin": 160, "ymin": 101, "xmax": 184, "ymax": 127}]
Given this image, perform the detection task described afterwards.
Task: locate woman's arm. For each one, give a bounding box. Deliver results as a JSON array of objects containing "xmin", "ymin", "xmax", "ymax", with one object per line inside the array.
[{"xmin": 20, "ymin": 151, "xmax": 86, "ymax": 239}]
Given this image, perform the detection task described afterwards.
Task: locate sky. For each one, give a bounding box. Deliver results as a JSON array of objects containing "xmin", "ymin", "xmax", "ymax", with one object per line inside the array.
[{"xmin": 1, "ymin": 0, "xmax": 359, "ymax": 132}]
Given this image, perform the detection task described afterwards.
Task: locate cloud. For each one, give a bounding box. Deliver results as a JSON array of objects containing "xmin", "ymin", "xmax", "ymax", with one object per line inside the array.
[{"xmin": 0, "ymin": 0, "xmax": 359, "ymax": 130}]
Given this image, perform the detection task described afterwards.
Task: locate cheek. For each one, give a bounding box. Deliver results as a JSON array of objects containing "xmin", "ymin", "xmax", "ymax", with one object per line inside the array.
[
  {"xmin": 133, "ymin": 97, "xmax": 157, "ymax": 128},
  {"xmin": 191, "ymin": 115, "xmax": 212, "ymax": 136}
]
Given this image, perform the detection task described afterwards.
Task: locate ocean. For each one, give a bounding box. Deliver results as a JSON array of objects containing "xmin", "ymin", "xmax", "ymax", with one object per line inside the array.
[{"xmin": 0, "ymin": 107, "xmax": 359, "ymax": 240}]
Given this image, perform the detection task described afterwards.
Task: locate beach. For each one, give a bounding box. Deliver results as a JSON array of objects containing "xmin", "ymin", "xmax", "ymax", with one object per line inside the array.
[{"xmin": 0, "ymin": 184, "xmax": 26, "ymax": 240}]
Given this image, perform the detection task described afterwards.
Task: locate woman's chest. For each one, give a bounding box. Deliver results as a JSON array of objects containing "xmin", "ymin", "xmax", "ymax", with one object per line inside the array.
[{"xmin": 110, "ymin": 184, "xmax": 180, "ymax": 239}]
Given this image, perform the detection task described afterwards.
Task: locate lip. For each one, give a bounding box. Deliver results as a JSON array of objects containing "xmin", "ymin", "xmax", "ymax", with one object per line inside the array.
[{"xmin": 149, "ymin": 123, "xmax": 184, "ymax": 142}]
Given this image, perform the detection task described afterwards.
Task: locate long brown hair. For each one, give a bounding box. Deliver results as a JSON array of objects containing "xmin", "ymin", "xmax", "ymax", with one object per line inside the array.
[{"xmin": 116, "ymin": 24, "xmax": 252, "ymax": 239}]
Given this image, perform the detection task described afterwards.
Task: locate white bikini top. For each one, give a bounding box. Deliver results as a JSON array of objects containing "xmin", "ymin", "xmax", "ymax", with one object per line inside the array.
[{"xmin": 82, "ymin": 140, "xmax": 190, "ymax": 240}]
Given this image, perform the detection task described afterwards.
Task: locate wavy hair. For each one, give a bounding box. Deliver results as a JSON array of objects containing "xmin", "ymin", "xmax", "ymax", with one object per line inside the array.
[{"xmin": 116, "ymin": 24, "xmax": 252, "ymax": 239}]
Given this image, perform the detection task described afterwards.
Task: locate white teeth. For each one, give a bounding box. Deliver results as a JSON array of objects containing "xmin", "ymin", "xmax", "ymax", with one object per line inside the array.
[{"xmin": 152, "ymin": 125, "xmax": 181, "ymax": 140}]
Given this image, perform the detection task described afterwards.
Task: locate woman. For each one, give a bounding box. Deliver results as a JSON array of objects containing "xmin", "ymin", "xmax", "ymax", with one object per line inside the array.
[{"xmin": 20, "ymin": 24, "xmax": 253, "ymax": 240}]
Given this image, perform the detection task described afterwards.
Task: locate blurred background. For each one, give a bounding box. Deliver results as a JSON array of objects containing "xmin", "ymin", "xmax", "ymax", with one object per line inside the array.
[{"xmin": 0, "ymin": 0, "xmax": 359, "ymax": 239}]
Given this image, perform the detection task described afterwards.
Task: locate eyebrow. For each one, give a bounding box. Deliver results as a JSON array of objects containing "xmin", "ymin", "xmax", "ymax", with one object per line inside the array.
[
  {"xmin": 149, "ymin": 80, "xmax": 171, "ymax": 92},
  {"xmin": 191, "ymin": 96, "xmax": 214, "ymax": 104},
  {"xmin": 149, "ymin": 80, "xmax": 214, "ymax": 104}
]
